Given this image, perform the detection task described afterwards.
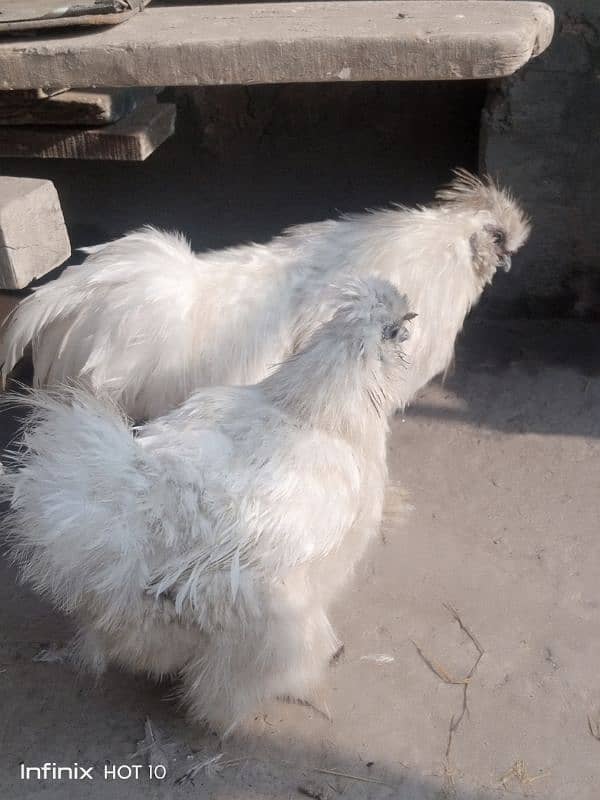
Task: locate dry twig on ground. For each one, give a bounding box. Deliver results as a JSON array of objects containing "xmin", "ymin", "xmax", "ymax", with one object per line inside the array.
[
  {"xmin": 499, "ymin": 759, "xmax": 550, "ymax": 788},
  {"xmin": 412, "ymin": 604, "xmax": 485, "ymax": 783}
]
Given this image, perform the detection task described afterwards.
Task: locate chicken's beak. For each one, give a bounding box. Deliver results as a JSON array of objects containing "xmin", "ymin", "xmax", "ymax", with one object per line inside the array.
[{"xmin": 500, "ymin": 254, "xmax": 512, "ymax": 272}]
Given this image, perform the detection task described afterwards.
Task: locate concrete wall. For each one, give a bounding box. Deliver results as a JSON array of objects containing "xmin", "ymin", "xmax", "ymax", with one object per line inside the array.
[{"xmin": 481, "ymin": 0, "xmax": 600, "ymax": 318}]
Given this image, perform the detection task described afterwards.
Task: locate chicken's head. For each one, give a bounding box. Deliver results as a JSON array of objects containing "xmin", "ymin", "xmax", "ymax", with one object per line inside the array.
[{"xmin": 437, "ymin": 168, "xmax": 531, "ymax": 286}]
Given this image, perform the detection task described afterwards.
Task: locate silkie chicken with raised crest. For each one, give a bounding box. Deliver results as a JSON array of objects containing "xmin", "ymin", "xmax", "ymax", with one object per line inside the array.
[{"xmin": 3, "ymin": 277, "xmax": 415, "ymax": 735}]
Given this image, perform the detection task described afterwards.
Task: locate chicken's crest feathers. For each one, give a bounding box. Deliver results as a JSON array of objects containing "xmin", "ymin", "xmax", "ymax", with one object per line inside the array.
[
  {"xmin": 437, "ymin": 168, "xmax": 531, "ymax": 254},
  {"xmin": 326, "ymin": 277, "xmax": 412, "ymax": 343}
]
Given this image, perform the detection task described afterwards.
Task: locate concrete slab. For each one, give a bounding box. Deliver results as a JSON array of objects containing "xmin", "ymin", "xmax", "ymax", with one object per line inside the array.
[
  {"xmin": 0, "ymin": 176, "xmax": 70, "ymax": 288},
  {"xmin": 0, "ymin": 1, "xmax": 554, "ymax": 89},
  {"xmin": 0, "ymin": 317, "xmax": 598, "ymax": 799}
]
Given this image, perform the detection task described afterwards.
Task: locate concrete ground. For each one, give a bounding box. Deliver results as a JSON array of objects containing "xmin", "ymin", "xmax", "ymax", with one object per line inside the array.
[{"xmin": 0, "ymin": 315, "xmax": 598, "ymax": 800}]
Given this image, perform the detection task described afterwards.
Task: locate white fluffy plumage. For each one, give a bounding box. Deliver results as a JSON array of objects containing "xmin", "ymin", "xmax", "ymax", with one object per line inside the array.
[
  {"xmin": 0, "ymin": 170, "xmax": 530, "ymax": 420},
  {"xmin": 2, "ymin": 277, "xmax": 414, "ymax": 734}
]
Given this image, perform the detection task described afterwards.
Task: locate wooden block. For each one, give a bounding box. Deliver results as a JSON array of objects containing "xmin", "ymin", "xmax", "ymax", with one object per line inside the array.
[
  {"xmin": 0, "ymin": 88, "xmax": 155, "ymax": 126},
  {"xmin": 0, "ymin": 177, "xmax": 71, "ymax": 289},
  {"xmin": 0, "ymin": 99, "xmax": 176, "ymax": 160},
  {"xmin": 0, "ymin": 2, "xmax": 555, "ymax": 89}
]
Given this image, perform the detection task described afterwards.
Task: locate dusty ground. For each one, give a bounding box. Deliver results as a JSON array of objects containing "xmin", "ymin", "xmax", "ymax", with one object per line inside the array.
[{"xmin": 0, "ymin": 315, "xmax": 598, "ymax": 800}]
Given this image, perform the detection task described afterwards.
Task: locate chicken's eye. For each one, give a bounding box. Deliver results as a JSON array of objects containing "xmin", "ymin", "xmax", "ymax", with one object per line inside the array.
[
  {"xmin": 382, "ymin": 323, "xmax": 400, "ymax": 340},
  {"xmin": 492, "ymin": 229, "xmax": 506, "ymax": 248}
]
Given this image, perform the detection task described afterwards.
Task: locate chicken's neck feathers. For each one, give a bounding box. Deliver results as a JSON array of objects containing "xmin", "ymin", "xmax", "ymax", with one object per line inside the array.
[{"xmin": 259, "ymin": 340, "xmax": 391, "ymax": 457}]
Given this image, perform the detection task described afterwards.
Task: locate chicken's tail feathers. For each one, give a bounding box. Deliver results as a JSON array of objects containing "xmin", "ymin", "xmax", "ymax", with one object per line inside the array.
[
  {"xmin": 1, "ymin": 226, "xmax": 198, "ymax": 405},
  {"xmin": 78, "ymin": 243, "xmax": 106, "ymax": 256},
  {"xmin": 0, "ymin": 268, "xmax": 91, "ymax": 390},
  {"xmin": 1, "ymin": 386, "xmax": 154, "ymax": 626},
  {"xmin": 77, "ymin": 225, "xmax": 186, "ymax": 256},
  {"xmin": 0, "ymin": 292, "xmax": 49, "ymax": 390}
]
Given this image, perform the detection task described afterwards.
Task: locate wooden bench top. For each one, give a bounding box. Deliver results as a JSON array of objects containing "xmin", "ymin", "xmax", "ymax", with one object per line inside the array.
[{"xmin": 0, "ymin": 1, "xmax": 554, "ymax": 89}]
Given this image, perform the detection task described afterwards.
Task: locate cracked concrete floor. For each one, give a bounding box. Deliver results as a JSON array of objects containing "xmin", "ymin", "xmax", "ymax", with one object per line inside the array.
[{"xmin": 0, "ymin": 317, "xmax": 598, "ymax": 800}]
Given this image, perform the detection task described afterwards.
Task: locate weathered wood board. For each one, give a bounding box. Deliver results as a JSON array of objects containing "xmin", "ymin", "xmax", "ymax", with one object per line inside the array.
[
  {"xmin": 0, "ymin": 88, "xmax": 156, "ymax": 126},
  {"xmin": 0, "ymin": 0, "xmax": 151, "ymax": 33},
  {"xmin": 0, "ymin": 88, "xmax": 68, "ymax": 103},
  {"xmin": 0, "ymin": 99, "xmax": 176, "ymax": 160},
  {"xmin": 0, "ymin": 177, "xmax": 71, "ymax": 289},
  {"xmin": 0, "ymin": 2, "xmax": 555, "ymax": 88}
]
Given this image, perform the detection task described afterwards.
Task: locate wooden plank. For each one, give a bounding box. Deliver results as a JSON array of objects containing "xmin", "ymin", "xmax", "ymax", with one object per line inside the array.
[
  {"xmin": 0, "ymin": 0, "xmax": 151, "ymax": 33},
  {"xmin": 0, "ymin": 2, "xmax": 555, "ymax": 89},
  {"xmin": 0, "ymin": 88, "xmax": 156, "ymax": 126},
  {"xmin": 0, "ymin": 99, "xmax": 176, "ymax": 160},
  {"xmin": 0, "ymin": 88, "xmax": 69, "ymax": 103},
  {"xmin": 0, "ymin": 177, "xmax": 70, "ymax": 289}
]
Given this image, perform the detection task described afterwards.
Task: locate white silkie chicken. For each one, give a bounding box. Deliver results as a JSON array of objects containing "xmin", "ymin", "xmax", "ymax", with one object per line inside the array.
[
  {"xmin": 0, "ymin": 170, "xmax": 529, "ymax": 420},
  {"xmin": 3, "ymin": 278, "xmax": 415, "ymax": 734}
]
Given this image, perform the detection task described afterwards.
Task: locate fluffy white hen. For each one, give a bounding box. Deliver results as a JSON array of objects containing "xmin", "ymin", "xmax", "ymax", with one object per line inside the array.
[
  {"xmin": 3, "ymin": 277, "xmax": 414, "ymax": 734},
  {"xmin": 0, "ymin": 170, "xmax": 529, "ymax": 420}
]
